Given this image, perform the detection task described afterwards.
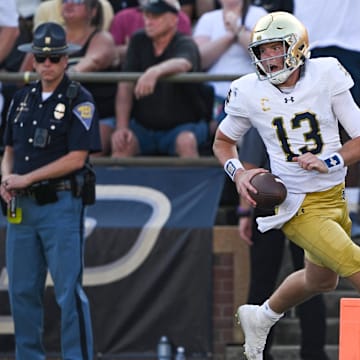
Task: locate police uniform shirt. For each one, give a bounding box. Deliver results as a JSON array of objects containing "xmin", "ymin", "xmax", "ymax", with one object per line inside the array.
[{"xmin": 4, "ymin": 75, "xmax": 101, "ymax": 175}]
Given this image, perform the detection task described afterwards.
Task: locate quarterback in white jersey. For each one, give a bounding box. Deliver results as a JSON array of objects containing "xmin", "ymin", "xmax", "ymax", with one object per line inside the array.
[
  {"xmin": 213, "ymin": 11, "xmax": 360, "ymax": 360},
  {"xmin": 222, "ymin": 57, "xmax": 358, "ymax": 194},
  {"xmin": 221, "ymin": 56, "xmax": 360, "ymax": 232}
]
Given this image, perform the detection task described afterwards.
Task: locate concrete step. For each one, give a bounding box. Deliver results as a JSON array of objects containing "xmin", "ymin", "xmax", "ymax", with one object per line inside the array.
[
  {"xmin": 270, "ymin": 290, "xmax": 359, "ymax": 346},
  {"xmin": 273, "ymin": 317, "xmax": 339, "ymax": 345},
  {"xmin": 226, "ymin": 344, "xmax": 338, "ymax": 360},
  {"xmin": 270, "ymin": 344, "xmax": 338, "ymax": 360}
]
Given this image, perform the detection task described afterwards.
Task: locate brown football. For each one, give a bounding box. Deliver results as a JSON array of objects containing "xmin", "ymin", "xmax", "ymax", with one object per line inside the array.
[{"xmin": 249, "ymin": 173, "xmax": 287, "ymax": 209}]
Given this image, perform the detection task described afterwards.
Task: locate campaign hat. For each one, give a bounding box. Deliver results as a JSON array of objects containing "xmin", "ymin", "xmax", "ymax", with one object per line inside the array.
[{"xmin": 18, "ymin": 22, "xmax": 81, "ymax": 55}]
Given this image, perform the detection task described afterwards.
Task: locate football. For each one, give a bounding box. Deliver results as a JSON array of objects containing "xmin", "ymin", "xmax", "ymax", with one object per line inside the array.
[{"xmin": 249, "ymin": 173, "xmax": 287, "ymax": 209}]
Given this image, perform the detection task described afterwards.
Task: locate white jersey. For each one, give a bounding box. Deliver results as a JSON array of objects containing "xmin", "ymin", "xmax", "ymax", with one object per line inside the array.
[{"xmin": 220, "ymin": 57, "xmax": 359, "ymax": 195}]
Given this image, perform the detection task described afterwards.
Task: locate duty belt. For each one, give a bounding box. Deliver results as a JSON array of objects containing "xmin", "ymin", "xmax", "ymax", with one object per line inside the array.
[{"xmin": 16, "ymin": 179, "xmax": 72, "ymax": 196}]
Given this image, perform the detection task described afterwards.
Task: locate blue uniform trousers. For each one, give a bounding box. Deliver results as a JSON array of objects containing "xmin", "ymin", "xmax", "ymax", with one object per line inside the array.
[{"xmin": 6, "ymin": 191, "xmax": 93, "ymax": 360}]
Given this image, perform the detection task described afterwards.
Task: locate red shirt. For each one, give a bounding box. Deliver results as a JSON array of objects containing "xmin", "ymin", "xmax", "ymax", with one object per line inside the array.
[{"xmin": 110, "ymin": 7, "xmax": 192, "ymax": 45}]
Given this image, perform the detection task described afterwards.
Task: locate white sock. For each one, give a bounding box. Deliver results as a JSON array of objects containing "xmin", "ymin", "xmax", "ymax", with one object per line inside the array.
[{"xmin": 260, "ymin": 300, "xmax": 284, "ymax": 322}]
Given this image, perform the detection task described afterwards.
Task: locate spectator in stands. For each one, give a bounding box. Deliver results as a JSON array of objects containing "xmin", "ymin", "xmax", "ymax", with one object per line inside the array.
[
  {"xmin": 195, "ymin": 0, "xmax": 292, "ymax": 20},
  {"xmin": 195, "ymin": 0, "xmax": 220, "ymax": 17},
  {"xmin": 110, "ymin": 0, "xmax": 192, "ymax": 69},
  {"xmin": 179, "ymin": 0, "xmax": 196, "ymax": 21},
  {"xmin": 108, "ymin": 0, "xmax": 138, "ymax": 13},
  {"xmin": 19, "ymin": 0, "xmax": 114, "ymax": 71},
  {"xmin": 0, "ymin": 0, "xmax": 19, "ymax": 121},
  {"xmin": 109, "ymin": 0, "xmax": 195, "ymax": 19},
  {"xmin": 16, "ymin": 0, "xmax": 41, "ymax": 24},
  {"xmin": 3, "ymin": 1, "xmax": 39, "ymax": 73},
  {"xmin": 0, "ymin": 2, "xmax": 33, "ymax": 151},
  {"xmin": 238, "ymin": 127, "xmax": 329, "ymax": 360},
  {"xmin": 34, "ymin": 0, "xmax": 114, "ymax": 31},
  {"xmin": 64, "ymin": 0, "xmax": 116, "ymax": 156},
  {"xmin": 193, "ymin": 0, "xmax": 266, "ymax": 131},
  {"xmin": 252, "ymin": 0, "xmax": 293, "ymax": 12},
  {"xmin": 111, "ymin": 0, "xmax": 211, "ymax": 157},
  {"xmin": 294, "ymin": 0, "xmax": 360, "ymax": 106},
  {"xmin": 0, "ymin": 1, "xmax": 19, "ymax": 72}
]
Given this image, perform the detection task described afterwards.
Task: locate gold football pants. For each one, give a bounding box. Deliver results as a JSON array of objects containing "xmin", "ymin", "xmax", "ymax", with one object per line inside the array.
[{"xmin": 282, "ymin": 183, "xmax": 360, "ymax": 277}]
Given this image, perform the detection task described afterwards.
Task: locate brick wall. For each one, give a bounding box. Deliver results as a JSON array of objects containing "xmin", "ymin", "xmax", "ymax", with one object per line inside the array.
[
  {"xmin": 212, "ymin": 226, "xmax": 250, "ymax": 360},
  {"xmin": 213, "ymin": 253, "xmax": 235, "ymax": 359}
]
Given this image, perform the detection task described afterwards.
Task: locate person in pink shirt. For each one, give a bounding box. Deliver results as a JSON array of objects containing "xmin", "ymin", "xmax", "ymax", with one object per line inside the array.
[{"xmin": 110, "ymin": 0, "xmax": 191, "ymax": 68}]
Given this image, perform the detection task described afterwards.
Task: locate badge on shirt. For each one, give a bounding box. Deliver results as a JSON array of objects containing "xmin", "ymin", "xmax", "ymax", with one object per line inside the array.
[
  {"xmin": 72, "ymin": 102, "xmax": 95, "ymax": 130},
  {"xmin": 54, "ymin": 103, "xmax": 66, "ymax": 120},
  {"xmin": 15, "ymin": 100, "xmax": 29, "ymax": 114}
]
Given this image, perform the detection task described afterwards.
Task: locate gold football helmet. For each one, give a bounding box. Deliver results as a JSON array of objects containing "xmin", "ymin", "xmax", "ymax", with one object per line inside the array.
[{"xmin": 248, "ymin": 11, "xmax": 310, "ymax": 85}]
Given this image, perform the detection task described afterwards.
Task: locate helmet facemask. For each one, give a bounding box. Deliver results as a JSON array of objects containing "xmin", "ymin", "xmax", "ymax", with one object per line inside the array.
[
  {"xmin": 248, "ymin": 12, "xmax": 310, "ymax": 85},
  {"xmin": 249, "ymin": 34, "xmax": 305, "ymax": 85}
]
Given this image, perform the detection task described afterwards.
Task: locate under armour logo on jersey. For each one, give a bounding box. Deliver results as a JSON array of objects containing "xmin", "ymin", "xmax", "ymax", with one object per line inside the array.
[{"xmin": 284, "ymin": 97, "xmax": 295, "ymax": 103}]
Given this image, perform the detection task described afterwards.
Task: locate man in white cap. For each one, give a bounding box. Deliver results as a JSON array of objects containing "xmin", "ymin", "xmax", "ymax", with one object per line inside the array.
[{"xmin": 112, "ymin": 0, "xmax": 211, "ymax": 157}]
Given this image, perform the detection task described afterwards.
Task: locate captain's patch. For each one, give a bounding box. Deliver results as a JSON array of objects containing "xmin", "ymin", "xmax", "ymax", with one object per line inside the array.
[{"xmin": 73, "ymin": 102, "xmax": 95, "ymax": 130}]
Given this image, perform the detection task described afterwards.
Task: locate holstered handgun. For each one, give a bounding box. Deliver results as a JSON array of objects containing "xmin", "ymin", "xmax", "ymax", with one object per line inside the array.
[{"xmin": 71, "ymin": 164, "xmax": 96, "ymax": 205}]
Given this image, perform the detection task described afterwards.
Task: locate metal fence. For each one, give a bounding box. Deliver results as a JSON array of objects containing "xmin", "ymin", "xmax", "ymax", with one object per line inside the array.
[
  {"xmin": 0, "ymin": 71, "xmax": 242, "ymax": 84},
  {"xmin": 0, "ymin": 71, "xmax": 243, "ymax": 166}
]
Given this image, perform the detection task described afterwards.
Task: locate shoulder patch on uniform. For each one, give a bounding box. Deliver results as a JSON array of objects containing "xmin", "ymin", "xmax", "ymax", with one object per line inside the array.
[{"xmin": 72, "ymin": 101, "xmax": 95, "ymax": 130}]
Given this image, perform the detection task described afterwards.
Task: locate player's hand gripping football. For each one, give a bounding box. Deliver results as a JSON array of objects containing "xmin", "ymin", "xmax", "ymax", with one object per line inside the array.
[{"xmin": 234, "ymin": 168, "xmax": 268, "ymax": 207}]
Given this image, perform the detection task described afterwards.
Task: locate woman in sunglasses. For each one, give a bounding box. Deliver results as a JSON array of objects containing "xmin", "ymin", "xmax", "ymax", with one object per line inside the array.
[{"xmin": 2, "ymin": 22, "xmax": 101, "ymax": 360}]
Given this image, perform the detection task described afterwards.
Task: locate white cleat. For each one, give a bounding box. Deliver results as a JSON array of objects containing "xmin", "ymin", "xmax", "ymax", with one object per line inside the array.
[{"xmin": 236, "ymin": 305, "xmax": 274, "ymax": 360}]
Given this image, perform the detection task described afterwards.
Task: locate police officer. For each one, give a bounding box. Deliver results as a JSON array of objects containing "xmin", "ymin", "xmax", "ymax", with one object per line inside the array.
[{"xmin": 0, "ymin": 22, "xmax": 101, "ymax": 360}]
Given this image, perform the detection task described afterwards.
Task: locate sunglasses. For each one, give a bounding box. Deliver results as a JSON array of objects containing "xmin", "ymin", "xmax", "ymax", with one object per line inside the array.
[
  {"xmin": 62, "ymin": 0, "xmax": 86, "ymax": 3},
  {"xmin": 34, "ymin": 54, "xmax": 63, "ymax": 64}
]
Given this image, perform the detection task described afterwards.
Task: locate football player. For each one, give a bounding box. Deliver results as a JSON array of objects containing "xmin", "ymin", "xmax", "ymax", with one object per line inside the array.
[{"xmin": 213, "ymin": 11, "xmax": 360, "ymax": 360}]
